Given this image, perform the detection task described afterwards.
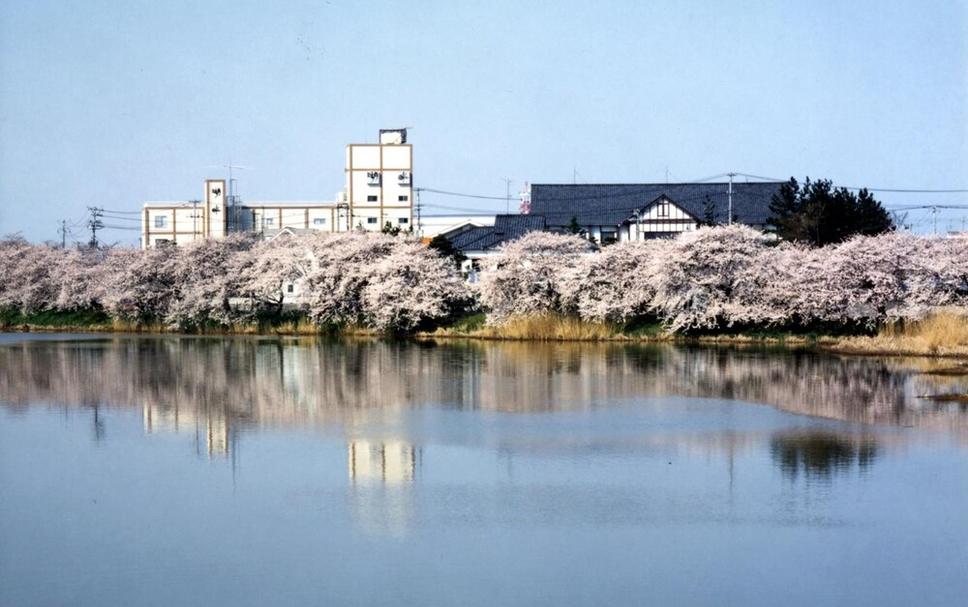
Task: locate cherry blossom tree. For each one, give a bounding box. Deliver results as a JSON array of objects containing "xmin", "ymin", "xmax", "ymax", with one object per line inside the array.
[
  {"xmin": 648, "ymin": 225, "xmax": 773, "ymax": 331},
  {"xmin": 478, "ymin": 231, "xmax": 592, "ymax": 322},
  {"xmin": 2, "ymin": 226, "xmax": 965, "ymax": 334},
  {"xmin": 165, "ymin": 234, "xmax": 257, "ymax": 328},
  {"xmin": 360, "ymin": 241, "xmax": 471, "ymax": 332},
  {"xmin": 0, "ymin": 237, "xmax": 60, "ymax": 314},
  {"xmin": 99, "ymin": 244, "xmax": 179, "ymax": 323},
  {"xmin": 564, "ymin": 239, "xmax": 671, "ymax": 323},
  {"xmin": 230, "ymin": 234, "xmax": 316, "ymax": 320}
]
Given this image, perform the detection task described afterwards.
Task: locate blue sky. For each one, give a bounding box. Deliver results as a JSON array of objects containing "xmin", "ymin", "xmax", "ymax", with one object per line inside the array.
[{"xmin": 1, "ymin": 0, "xmax": 966, "ymax": 244}]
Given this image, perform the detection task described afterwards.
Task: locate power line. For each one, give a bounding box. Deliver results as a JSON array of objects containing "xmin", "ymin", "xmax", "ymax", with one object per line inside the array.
[
  {"xmin": 100, "ymin": 214, "xmax": 142, "ymax": 222},
  {"xmin": 415, "ymin": 187, "xmax": 509, "ymax": 201},
  {"xmin": 732, "ymin": 172, "xmax": 968, "ymax": 193},
  {"xmin": 99, "ymin": 208, "xmax": 142, "ymax": 215},
  {"xmin": 100, "ymin": 225, "xmax": 141, "ymax": 231}
]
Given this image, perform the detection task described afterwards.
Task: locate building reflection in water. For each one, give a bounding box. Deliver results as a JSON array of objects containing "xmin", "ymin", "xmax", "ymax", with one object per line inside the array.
[
  {"xmin": 348, "ymin": 440, "xmax": 419, "ymax": 485},
  {"xmin": 6, "ymin": 336, "xmax": 967, "ymax": 534},
  {"xmin": 142, "ymin": 402, "xmax": 233, "ymax": 458},
  {"xmin": 1, "ymin": 336, "xmax": 967, "ymax": 451},
  {"xmin": 347, "ymin": 440, "xmax": 419, "ymax": 536}
]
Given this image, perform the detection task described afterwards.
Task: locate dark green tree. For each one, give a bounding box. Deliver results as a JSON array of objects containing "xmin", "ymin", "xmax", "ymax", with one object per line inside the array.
[
  {"xmin": 428, "ymin": 234, "xmax": 466, "ymax": 266},
  {"xmin": 768, "ymin": 177, "xmax": 894, "ymax": 246},
  {"xmin": 567, "ymin": 215, "xmax": 582, "ymax": 234},
  {"xmin": 702, "ymin": 195, "xmax": 717, "ymax": 226}
]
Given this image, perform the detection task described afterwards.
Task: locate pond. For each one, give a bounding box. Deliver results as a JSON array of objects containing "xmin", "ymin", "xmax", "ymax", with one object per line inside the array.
[{"xmin": 1, "ymin": 334, "xmax": 967, "ymax": 606}]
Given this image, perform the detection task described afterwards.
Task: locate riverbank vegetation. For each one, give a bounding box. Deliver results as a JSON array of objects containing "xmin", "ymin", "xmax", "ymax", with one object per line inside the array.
[{"xmin": 2, "ymin": 227, "xmax": 966, "ymax": 355}]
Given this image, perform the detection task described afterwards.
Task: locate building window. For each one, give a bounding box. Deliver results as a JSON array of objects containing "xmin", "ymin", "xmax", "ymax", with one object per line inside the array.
[
  {"xmin": 313, "ymin": 217, "xmax": 326, "ymax": 226},
  {"xmin": 398, "ymin": 217, "xmax": 409, "ymax": 225},
  {"xmin": 154, "ymin": 216, "xmax": 167, "ymax": 228},
  {"xmin": 287, "ymin": 284, "xmax": 294, "ymax": 293},
  {"xmin": 658, "ymin": 200, "xmax": 670, "ymax": 217},
  {"xmin": 398, "ymin": 195, "xmax": 409, "ymax": 202},
  {"xmin": 367, "ymin": 217, "xmax": 378, "ymax": 224},
  {"xmin": 367, "ymin": 195, "xmax": 378, "ymax": 202},
  {"xmin": 265, "ymin": 217, "xmax": 275, "ymax": 227}
]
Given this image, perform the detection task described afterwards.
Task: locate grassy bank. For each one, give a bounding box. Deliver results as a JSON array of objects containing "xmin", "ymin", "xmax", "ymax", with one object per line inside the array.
[
  {"xmin": 422, "ymin": 312, "xmax": 968, "ymax": 359},
  {"xmin": 422, "ymin": 313, "xmax": 815, "ymax": 344},
  {"xmin": 4, "ymin": 308, "xmax": 967, "ymax": 359},
  {"xmin": 825, "ymin": 313, "xmax": 968, "ymax": 358},
  {"xmin": 0, "ymin": 308, "xmax": 370, "ymax": 337}
]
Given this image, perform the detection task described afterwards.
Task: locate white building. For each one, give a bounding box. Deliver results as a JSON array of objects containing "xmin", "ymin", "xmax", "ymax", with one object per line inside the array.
[{"xmin": 141, "ymin": 128, "xmax": 414, "ymax": 248}]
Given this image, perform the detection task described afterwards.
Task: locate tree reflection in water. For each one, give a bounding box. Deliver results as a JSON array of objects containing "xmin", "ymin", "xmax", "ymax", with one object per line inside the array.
[
  {"xmin": 1, "ymin": 336, "xmax": 966, "ymax": 451},
  {"xmin": 770, "ymin": 431, "xmax": 879, "ymax": 481}
]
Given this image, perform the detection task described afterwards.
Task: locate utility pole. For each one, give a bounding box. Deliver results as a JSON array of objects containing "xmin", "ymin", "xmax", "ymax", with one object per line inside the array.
[
  {"xmin": 415, "ymin": 188, "xmax": 422, "ymax": 237},
  {"xmin": 58, "ymin": 220, "xmax": 68, "ymax": 248},
  {"xmin": 932, "ymin": 205, "xmax": 938, "ymax": 235},
  {"xmin": 87, "ymin": 207, "xmax": 103, "ymax": 248},
  {"xmin": 727, "ymin": 172, "xmax": 735, "ymax": 225},
  {"xmin": 190, "ymin": 200, "xmax": 201, "ymax": 241}
]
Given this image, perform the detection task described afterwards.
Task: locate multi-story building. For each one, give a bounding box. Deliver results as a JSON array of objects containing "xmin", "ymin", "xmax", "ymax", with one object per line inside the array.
[{"xmin": 141, "ymin": 128, "xmax": 413, "ymax": 248}]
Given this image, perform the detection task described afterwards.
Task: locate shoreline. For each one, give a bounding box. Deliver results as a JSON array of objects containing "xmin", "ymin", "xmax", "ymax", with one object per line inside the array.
[{"xmin": 4, "ymin": 321, "xmax": 968, "ymax": 361}]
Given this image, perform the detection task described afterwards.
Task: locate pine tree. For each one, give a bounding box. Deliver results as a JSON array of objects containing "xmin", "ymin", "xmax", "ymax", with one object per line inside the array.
[{"xmin": 768, "ymin": 177, "xmax": 894, "ymax": 246}]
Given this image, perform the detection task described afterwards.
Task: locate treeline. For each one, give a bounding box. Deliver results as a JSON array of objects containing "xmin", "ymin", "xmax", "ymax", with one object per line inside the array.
[
  {"xmin": 0, "ymin": 232, "xmax": 470, "ymax": 333},
  {"xmin": 1, "ymin": 226, "xmax": 966, "ymax": 334},
  {"xmin": 479, "ymin": 226, "xmax": 968, "ymax": 332}
]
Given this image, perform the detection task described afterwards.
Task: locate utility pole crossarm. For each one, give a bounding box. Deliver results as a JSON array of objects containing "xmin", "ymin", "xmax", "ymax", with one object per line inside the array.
[{"xmin": 87, "ymin": 207, "xmax": 104, "ymax": 248}]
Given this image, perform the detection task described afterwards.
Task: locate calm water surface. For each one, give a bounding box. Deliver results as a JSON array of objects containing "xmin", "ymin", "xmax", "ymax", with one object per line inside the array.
[{"xmin": 1, "ymin": 334, "xmax": 967, "ymax": 606}]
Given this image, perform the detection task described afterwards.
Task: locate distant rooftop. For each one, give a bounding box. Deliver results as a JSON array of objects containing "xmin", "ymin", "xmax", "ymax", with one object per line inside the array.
[{"xmin": 529, "ymin": 182, "xmax": 783, "ymax": 227}]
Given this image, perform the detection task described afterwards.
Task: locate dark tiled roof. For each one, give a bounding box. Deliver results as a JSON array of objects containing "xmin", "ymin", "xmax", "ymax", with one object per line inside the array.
[
  {"xmin": 529, "ymin": 182, "xmax": 783, "ymax": 228},
  {"xmin": 449, "ymin": 214, "xmax": 546, "ymax": 252}
]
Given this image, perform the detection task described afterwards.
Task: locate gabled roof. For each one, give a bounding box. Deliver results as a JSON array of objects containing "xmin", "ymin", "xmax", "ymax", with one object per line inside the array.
[
  {"xmin": 437, "ymin": 221, "xmax": 490, "ymax": 240},
  {"xmin": 449, "ymin": 214, "xmax": 547, "ymax": 252},
  {"xmin": 643, "ymin": 194, "xmax": 702, "ymax": 222},
  {"xmin": 264, "ymin": 227, "xmax": 314, "ymax": 241},
  {"xmin": 529, "ymin": 182, "xmax": 783, "ymax": 228}
]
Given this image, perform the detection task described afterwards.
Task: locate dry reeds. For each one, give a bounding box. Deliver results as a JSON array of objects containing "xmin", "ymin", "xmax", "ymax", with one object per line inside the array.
[
  {"xmin": 471, "ymin": 314, "xmax": 621, "ymax": 341},
  {"xmin": 830, "ymin": 311, "xmax": 968, "ymax": 357}
]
